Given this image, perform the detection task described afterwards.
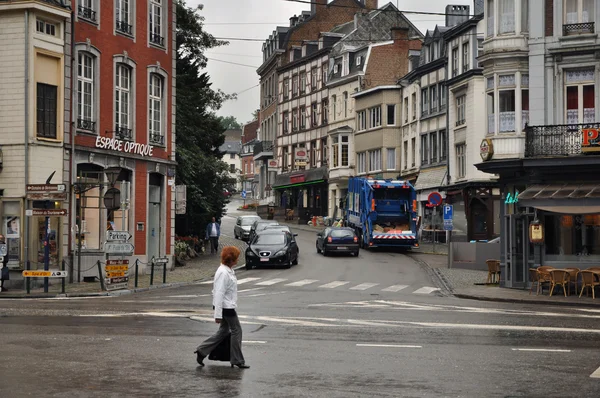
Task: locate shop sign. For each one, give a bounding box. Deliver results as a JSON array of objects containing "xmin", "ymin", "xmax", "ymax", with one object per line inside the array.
[
  {"xmin": 505, "ymin": 191, "xmax": 519, "ymax": 204},
  {"xmin": 95, "ymin": 136, "xmax": 154, "ymax": 157},
  {"xmin": 268, "ymin": 160, "xmax": 278, "ymax": 168},
  {"xmin": 26, "ymin": 209, "xmax": 67, "ymax": 217},
  {"xmin": 294, "ymin": 159, "xmax": 307, "ymax": 167},
  {"xmin": 26, "ymin": 184, "xmax": 66, "ymax": 193},
  {"xmin": 294, "ymin": 148, "xmax": 308, "ymax": 160},
  {"xmin": 529, "ymin": 223, "xmax": 544, "ymax": 244},
  {"xmin": 582, "ymin": 128, "xmax": 600, "ymax": 153},
  {"xmin": 290, "ymin": 175, "xmax": 305, "ymax": 184},
  {"xmin": 479, "ymin": 138, "xmax": 494, "ymax": 161}
]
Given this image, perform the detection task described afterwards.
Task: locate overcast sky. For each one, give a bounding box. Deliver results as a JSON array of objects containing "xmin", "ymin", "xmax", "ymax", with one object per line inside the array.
[{"xmin": 190, "ymin": 0, "xmax": 472, "ymax": 126}]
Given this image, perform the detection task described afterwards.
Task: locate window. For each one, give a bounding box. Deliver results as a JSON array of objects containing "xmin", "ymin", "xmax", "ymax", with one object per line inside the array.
[
  {"xmin": 229, "ymin": 164, "xmax": 236, "ymax": 173},
  {"xmin": 412, "ymin": 93, "xmax": 417, "ymax": 119},
  {"xmin": 369, "ymin": 149, "xmax": 382, "ymax": 172},
  {"xmin": 332, "ymin": 95, "xmax": 337, "ymax": 120},
  {"xmin": 421, "ymin": 88, "xmax": 428, "ymax": 116},
  {"xmin": 369, "ymin": 106, "xmax": 381, "ymax": 128},
  {"xmin": 411, "ymin": 137, "xmax": 416, "ymax": 167},
  {"xmin": 321, "ymin": 137, "xmax": 328, "ymax": 166},
  {"xmin": 499, "ymin": 0, "xmax": 515, "ymax": 34},
  {"xmin": 333, "ymin": 64, "xmax": 339, "ymax": 74},
  {"xmin": 78, "ymin": 0, "xmax": 97, "ymax": 22},
  {"xmin": 149, "ymin": 0, "xmax": 165, "ymax": 46},
  {"xmin": 300, "ymin": 106, "xmax": 306, "ymax": 129},
  {"xmin": 282, "ymin": 146, "xmax": 289, "ymax": 169},
  {"xmin": 300, "ymin": 71, "xmax": 306, "ymax": 93},
  {"xmin": 341, "ymin": 136, "xmax": 349, "ymax": 167},
  {"xmin": 487, "ymin": 0, "xmax": 495, "ymax": 36},
  {"xmin": 357, "ymin": 110, "xmax": 367, "ymax": 131},
  {"xmin": 357, "ymin": 152, "xmax": 366, "ymax": 174},
  {"xmin": 311, "ymin": 140, "xmax": 318, "ymax": 167},
  {"xmin": 421, "ymin": 135, "xmax": 428, "ymax": 165},
  {"xmin": 311, "ymin": 102, "xmax": 318, "ymax": 126},
  {"xmin": 387, "ymin": 104, "xmax": 396, "ymax": 125},
  {"xmin": 565, "ymin": 68, "xmax": 595, "ymax": 124},
  {"xmin": 322, "ymin": 98, "xmax": 329, "ymax": 124},
  {"xmin": 429, "ymin": 132, "xmax": 437, "ymax": 163},
  {"xmin": 311, "ymin": 69, "xmax": 317, "ymax": 89},
  {"xmin": 439, "ymin": 130, "xmax": 447, "ymax": 161},
  {"xmin": 564, "ymin": 0, "xmax": 595, "ymax": 26},
  {"xmin": 477, "ymin": 39, "xmax": 484, "ymax": 67},
  {"xmin": 343, "ymin": 92, "xmax": 348, "ymax": 118},
  {"xmin": 456, "ymin": 144, "xmax": 466, "ymax": 178},
  {"xmin": 36, "ymin": 20, "xmax": 57, "ymax": 36},
  {"xmin": 456, "ymin": 95, "xmax": 466, "ymax": 126},
  {"xmin": 115, "ymin": 64, "xmax": 132, "ymax": 135},
  {"xmin": 77, "ymin": 52, "xmax": 95, "ymax": 131},
  {"xmin": 283, "ymin": 111, "xmax": 289, "ymax": 134},
  {"xmin": 149, "ymin": 73, "xmax": 164, "ymax": 145},
  {"xmin": 452, "ymin": 48, "xmax": 459, "ymax": 77},
  {"xmin": 521, "ymin": 0, "xmax": 529, "ymax": 32},
  {"xmin": 387, "ymin": 148, "xmax": 396, "ymax": 170},
  {"xmin": 356, "ymin": 56, "xmax": 363, "ymax": 66},
  {"xmin": 462, "ymin": 42, "xmax": 469, "ymax": 72},
  {"xmin": 499, "ymin": 90, "xmax": 516, "ymax": 132},
  {"xmin": 430, "ymin": 87, "xmax": 437, "ymax": 113},
  {"xmin": 404, "ymin": 98, "xmax": 409, "ymax": 123},
  {"xmin": 322, "ymin": 64, "xmax": 328, "ymax": 87},
  {"xmin": 292, "ymin": 108, "xmax": 298, "ymax": 131},
  {"xmin": 522, "ymin": 89, "xmax": 530, "ymax": 128},
  {"xmin": 116, "ymin": 0, "xmax": 133, "ymax": 36},
  {"xmin": 440, "ymin": 84, "xmax": 446, "ymax": 109},
  {"xmin": 403, "ymin": 141, "xmax": 408, "ymax": 169},
  {"xmin": 283, "ymin": 78, "xmax": 289, "ymax": 100},
  {"xmin": 332, "ymin": 136, "xmax": 339, "ymax": 167},
  {"xmin": 292, "ymin": 75, "xmax": 298, "ymax": 97},
  {"xmin": 36, "ymin": 83, "xmax": 57, "ymax": 139},
  {"xmin": 229, "ymin": 153, "xmax": 235, "ymax": 160}
]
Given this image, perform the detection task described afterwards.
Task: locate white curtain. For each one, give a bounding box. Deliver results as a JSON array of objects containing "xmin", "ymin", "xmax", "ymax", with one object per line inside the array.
[
  {"xmin": 521, "ymin": 0, "xmax": 529, "ymax": 32},
  {"xmin": 499, "ymin": 0, "xmax": 515, "ymax": 33},
  {"xmin": 565, "ymin": 0, "xmax": 577, "ymax": 24},
  {"xmin": 583, "ymin": 0, "xmax": 594, "ymax": 23}
]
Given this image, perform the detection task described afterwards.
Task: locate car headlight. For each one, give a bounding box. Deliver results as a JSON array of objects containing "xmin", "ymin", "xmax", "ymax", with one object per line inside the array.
[{"xmin": 274, "ymin": 250, "xmax": 287, "ymax": 256}]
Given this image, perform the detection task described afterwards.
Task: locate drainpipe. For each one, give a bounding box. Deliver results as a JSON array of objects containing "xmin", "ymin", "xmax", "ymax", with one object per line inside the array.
[
  {"xmin": 24, "ymin": 10, "xmax": 31, "ymax": 292},
  {"xmin": 68, "ymin": 9, "xmax": 75, "ymax": 283}
]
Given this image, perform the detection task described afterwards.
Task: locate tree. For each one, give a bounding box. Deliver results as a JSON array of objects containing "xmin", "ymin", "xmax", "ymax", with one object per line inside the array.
[
  {"xmin": 251, "ymin": 109, "xmax": 260, "ymax": 121},
  {"xmin": 217, "ymin": 115, "xmax": 242, "ymax": 130},
  {"xmin": 175, "ymin": 0, "xmax": 235, "ymax": 236}
]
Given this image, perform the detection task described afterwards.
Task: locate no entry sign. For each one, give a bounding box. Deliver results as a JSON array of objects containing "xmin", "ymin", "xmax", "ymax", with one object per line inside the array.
[{"xmin": 428, "ymin": 192, "xmax": 443, "ymax": 207}]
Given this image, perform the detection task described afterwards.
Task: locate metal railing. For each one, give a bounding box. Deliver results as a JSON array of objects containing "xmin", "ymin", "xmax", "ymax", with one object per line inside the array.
[
  {"xmin": 77, "ymin": 118, "xmax": 96, "ymax": 132},
  {"xmin": 116, "ymin": 20, "xmax": 133, "ymax": 35},
  {"xmin": 525, "ymin": 122, "xmax": 600, "ymax": 157},
  {"xmin": 78, "ymin": 5, "xmax": 97, "ymax": 22},
  {"xmin": 150, "ymin": 32, "xmax": 165, "ymax": 46},
  {"xmin": 149, "ymin": 133, "xmax": 165, "ymax": 145},
  {"xmin": 563, "ymin": 22, "xmax": 595, "ymax": 36},
  {"xmin": 115, "ymin": 126, "xmax": 133, "ymax": 140},
  {"xmin": 253, "ymin": 140, "xmax": 274, "ymax": 156}
]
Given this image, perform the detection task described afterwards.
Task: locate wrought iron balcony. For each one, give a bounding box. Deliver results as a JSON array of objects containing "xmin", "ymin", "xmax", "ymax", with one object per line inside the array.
[
  {"xmin": 455, "ymin": 119, "xmax": 465, "ymax": 127},
  {"xmin": 77, "ymin": 118, "xmax": 96, "ymax": 132},
  {"xmin": 150, "ymin": 33, "xmax": 165, "ymax": 47},
  {"xmin": 563, "ymin": 22, "xmax": 595, "ymax": 36},
  {"xmin": 78, "ymin": 6, "xmax": 97, "ymax": 22},
  {"xmin": 253, "ymin": 140, "xmax": 274, "ymax": 159},
  {"xmin": 525, "ymin": 122, "xmax": 600, "ymax": 158},
  {"xmin": 116, "ymin": 20, "xmax": 133, "ymax": 35},
  {"xmin": 149, "ymin": 133, "xmax": 165, "ymax": 145},
  {"xmin": 115, "ymin": 125, "xmax": 132, "ymax": 140}
]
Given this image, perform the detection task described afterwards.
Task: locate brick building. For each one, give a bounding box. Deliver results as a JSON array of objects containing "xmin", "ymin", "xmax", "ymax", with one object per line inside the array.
[
  {"xmin": 241, "ymin": 120, "xmax": 259, "ymax": 196},
  {"xmin": 70, "ymin": 0, "xmax": 176, "ymax": 278}
]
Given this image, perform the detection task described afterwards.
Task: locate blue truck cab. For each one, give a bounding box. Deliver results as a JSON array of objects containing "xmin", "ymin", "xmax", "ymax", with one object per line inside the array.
[{"xmin": 344, "ymin": 177, "xmax": 419, "ymax": 249}]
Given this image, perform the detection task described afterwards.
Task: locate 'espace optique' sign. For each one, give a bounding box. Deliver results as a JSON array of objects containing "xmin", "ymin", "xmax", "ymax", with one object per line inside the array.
[{"xmin": 95, "ymin": 136, "xmax": 154, "ymax": 157}]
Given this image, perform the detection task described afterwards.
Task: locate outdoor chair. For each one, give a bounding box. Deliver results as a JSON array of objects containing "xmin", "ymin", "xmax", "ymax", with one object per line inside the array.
[
  {"xmin": 528, "ymin": 268, "xmax": 540, "ymax": 295},
  {"xmin": 579, "ymin": 270, "xmax": 600, "ymax": 299},
  {"xmin": 564, "ymin": 268, "xmax": 580, "ymax": 296},
  {"xmin": 486, "ymin": 259, "xmax": 500, "ymax": 284},
  {"xmin": 549, "ymin": 269, "xmax": 569, "ymax": 297},
  {"xmin": 534, "ymin": 266, "xmax": 554, "ymax": 295}
]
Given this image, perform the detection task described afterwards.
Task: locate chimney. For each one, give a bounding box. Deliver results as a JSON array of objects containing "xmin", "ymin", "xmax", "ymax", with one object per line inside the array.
[
  {"xmin": 311, "ymin": 0, "xmax": 327, "ymax": 15},
  {"xmin": 289, "ymin": 15, "xmax": 298, "ymax": 27},
  {"xmin": 445, "ymin": 5, "xmax": 470, "ymax": 27},
  {"xmin": 391, "ymin": 27, "xmax": 409, "ymax": 42},
  {"xmin": 364, "ymin": 0, "xmax": 378, "ymax": 10}
]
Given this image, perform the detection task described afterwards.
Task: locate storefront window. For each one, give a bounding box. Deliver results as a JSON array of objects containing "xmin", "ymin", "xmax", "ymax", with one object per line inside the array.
[
  {"xmin": 76, "ymin": 168, "xmax": 103, "ymax": 250},
  {"xmin": 3, "ymin": 202, "xmax": 21, "ymax": 268},
  {"xmin": 545, "ymin": 213, "xmax": 600, "ymax": 262}
]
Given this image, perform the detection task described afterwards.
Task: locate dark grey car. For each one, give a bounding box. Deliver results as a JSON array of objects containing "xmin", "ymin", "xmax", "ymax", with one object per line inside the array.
[{"xmin": 234, "ymin": 215, "xmax": 261, "ymax": 240}]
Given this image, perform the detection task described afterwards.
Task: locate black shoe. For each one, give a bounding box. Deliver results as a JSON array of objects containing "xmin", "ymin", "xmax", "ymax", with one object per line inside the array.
[
  {"xmin": 194, "ymin": 350, "xmax": 205, "ymax": 366},
  {"xmin": 231, "ymin": 364, "xmax": 250, "ymax": 369}
]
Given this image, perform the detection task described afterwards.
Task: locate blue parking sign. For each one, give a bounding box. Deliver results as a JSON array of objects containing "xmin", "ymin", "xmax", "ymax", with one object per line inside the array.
[
  {"xmin": 443, "ymin": 205, "xmax": 453, "ymax": 221},
  {"xmin": 241, "ymin": 190, "xmax": 247, "ymax": 199}
]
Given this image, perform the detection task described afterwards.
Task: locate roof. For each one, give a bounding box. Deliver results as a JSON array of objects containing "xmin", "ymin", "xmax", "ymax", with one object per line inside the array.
[
  {"xmin": 219, "ymin": 141, "xmax": 241, "ymax": 154},
  {"xmin": 414, "ymin": 167, "xmax": 447, "ymax": 191}
]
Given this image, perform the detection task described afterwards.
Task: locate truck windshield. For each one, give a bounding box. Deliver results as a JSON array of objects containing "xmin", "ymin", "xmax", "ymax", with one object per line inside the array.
[{"xmin": 373, "ymin": 189, "xmax": 406, "ymax": 200}]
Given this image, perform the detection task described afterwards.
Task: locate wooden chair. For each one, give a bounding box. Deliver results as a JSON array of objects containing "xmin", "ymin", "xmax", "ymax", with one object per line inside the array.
[
  {"xmin": 579, "ymin": 271, "xmax": 600, "ymax": 299},
  {"xmin": 564, "ymin": 268, "xmax": 580, "ymax": 296},
  {"xmin": 529, "ymin": 268, "xmax": 540, "ymax": 295},
  {"xmin": 535, "ymin": 266, "xmax": 554, "ymax": 295},
  {"xmin": 486, "ymin": 259, "xmax": 501, "ymax": 284},
  {"xmin": 549, "ymin": 269, "xmax": 569, "ymax": 297}
]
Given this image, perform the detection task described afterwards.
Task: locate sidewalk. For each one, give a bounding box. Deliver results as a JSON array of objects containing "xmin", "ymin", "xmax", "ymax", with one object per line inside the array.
[
  {"xmin": 410, "ymin": 253, "xmax": 600, "ymax": 308},
  {"xmin": 0, "ymin": 236, "xmax": 247, "ymax": 299}
]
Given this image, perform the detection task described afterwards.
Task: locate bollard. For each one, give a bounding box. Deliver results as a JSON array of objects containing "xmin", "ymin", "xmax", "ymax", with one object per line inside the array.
[
  {"xmin": 134, "ymin": 259, "xmax": 139, "ymax": 288},
  {"xmin": 97, "ymin": 260, "xmax": 106, "ymax": 291},
  {"xmin": 150, "ymin": 258, "xmax": 155, "ymax": 286},
  {"xmin": 162, "ymin": 262, "xmax": 167, "ymax": 284},
  {"xmin": 61, "ymin": 259, "xmax": 66, "ymax": 294}
]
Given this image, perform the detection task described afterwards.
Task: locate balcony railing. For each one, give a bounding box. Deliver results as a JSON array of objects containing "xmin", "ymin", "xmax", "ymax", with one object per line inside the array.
[
  {"xmin": 253, "ymin": 140, "xmax": 274, "ymax": 157},
  {"xmin": 455, "ymin": 119, "xmax": 465, "ymax": 127},
  {"xmin": 525, "ymin": 122, "xmax": 600, "ymax": 158},
  {"xmin": 149, "ymin": 133, "xmax": 165, "ymax": 145},
  {"xmin": 78, "ymin": 6, "xmax": 97, "ymax": 22},
  {"xmin": 116, "ymin": 20, "xmax": 133, "ymax": 35},
  {"xmin": 77, "ymin": 118, "xmax": 96, "ymax": 132},
  {"xmin": 563, "ymin": 22, "xmax": 595, "ymax": 36},
  {"xmin": 115, "ymin": 125, "xmax": 132, "ymax": 140},
  {"xmin": 150, "ymin": 33, "xmax": 165, "ymax": 47}
]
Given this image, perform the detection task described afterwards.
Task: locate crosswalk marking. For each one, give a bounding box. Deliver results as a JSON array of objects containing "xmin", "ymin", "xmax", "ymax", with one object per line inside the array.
[
  {"xmin": 199, "ymin": 280, "xmax": 213, "ymax": 284},
  {"xmin": 284, "ymin": 279, "xmax": 319, "ymax": 287},
  {"xmin": 412, "ymin": 286, "xmax": 440, "ymax": 294},
  {"xmin": 255, "ymin": 278, "xmax": 288, "ymax": 286},
  {"xmin": 381, "ymin": 285, "xmax": 408, "ymax": 292},
  {"xmin": 319, "ymin": 281, "xmax": 350, "ymax": 289},
  {"xmin": 237, "ymin": 277, "xmax": 261, "ymax": 285},
  {"xmin": 350, "ymin": 283, "xmax": 379, "ymax": 291}
]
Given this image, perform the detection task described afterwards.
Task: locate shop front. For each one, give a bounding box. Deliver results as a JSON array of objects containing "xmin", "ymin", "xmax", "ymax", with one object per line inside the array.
[{"xmin": 273, "ymin": 167, "xmax": 329, "ymax": 224}]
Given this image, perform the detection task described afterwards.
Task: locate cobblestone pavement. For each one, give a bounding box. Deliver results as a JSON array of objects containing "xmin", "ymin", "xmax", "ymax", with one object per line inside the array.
[{"xmin": 1, "ymin": 236, "xmax": 247, "ymax": 298}]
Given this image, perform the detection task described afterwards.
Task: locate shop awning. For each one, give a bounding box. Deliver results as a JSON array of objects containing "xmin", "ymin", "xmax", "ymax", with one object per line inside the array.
[
  {"xmin": 272, "ymin": 166, "xmax": 328, "ymax": 189},
  {"xmin": 519, "ymin": 184, "xmax": 600, "ymax": 214},
  {"xmin": 414, "ymin": 166, "xmax": 447, "ymax": 192}
]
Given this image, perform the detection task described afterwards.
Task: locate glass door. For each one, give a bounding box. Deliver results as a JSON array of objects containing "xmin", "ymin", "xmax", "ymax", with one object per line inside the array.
[{"xmin": 506, "ymin": 213, "xmax": 534, "ymax": 288}]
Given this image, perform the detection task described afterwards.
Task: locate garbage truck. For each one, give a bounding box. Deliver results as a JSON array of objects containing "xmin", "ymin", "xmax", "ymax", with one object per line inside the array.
[{"xmin": 344, "ymin": 177, "xmax": 419, "ymax": 250}]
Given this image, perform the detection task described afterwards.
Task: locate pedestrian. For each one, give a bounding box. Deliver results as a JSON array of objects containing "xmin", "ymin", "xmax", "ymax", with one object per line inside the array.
[
  {"xmin": 194, "ymin": 246, "xmax": 250, "ymax": 369},
  {"xmin": 0, "ymin": 234, "xmax": 9, "ymax": 292},
  {"xmin": 205, "ymin": 217, "xmax": 220, "ymax": 255}
]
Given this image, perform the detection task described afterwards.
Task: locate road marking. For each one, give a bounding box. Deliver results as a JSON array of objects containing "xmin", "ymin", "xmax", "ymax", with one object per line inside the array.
[
  {"xmin": 254, "ymin": 316, "xmax": 335, "ymax": 327},
  {"xmin": 591, "ymin": 366, "xmax": 600, "ymax": 378},
  {"xmin": 319, "ymin": 281, "xmax": 350, "ymax": 289},
  {"xmin": 412, "ymin": 286, "xmax": 440, "ymax": 294},
  {"xmin": 381, "ymin": 285, "xmax": 409, "ymax": 292},
  {"xmin": 242, "ymin": 291, "xmax": 287, "ymax": 298},
  {"xmin": 238, "ymin": 287, "xmax": 264, "ymax": 293},
  {"xmin": 237, "ymin": 277, "xmax": 261, "ymax": 285},
  {"xmin": 284, "ymin": 279, "xmax": 319, "ymax": 287},
  {"xmin": 255, "ymin": 278, "xmax": 287, "ymax": 286},
  {"xmin": 189, "ymin": 316, "xmax": 265, "ymax": 325},
  {"xmin": 350, "ymin": 283, "xmax": 379, "ymax": 291},
  {"xmin": 511, "ymin": 348, "xmax": 572, "ymax": 353},
  {"xmin": 199, "ymin": 280, "xmax": 213, "ymax": 285},
  {"xmin": 165, "ymin": 294, "xmax": 202, "ymax": 298},
  {"xmin": 243, "ymin": 341, "xmax": 267, "ymax": 344},
  {"xmin": 357, "ymin": 344, "xmax": 422, "ymax": 348}
]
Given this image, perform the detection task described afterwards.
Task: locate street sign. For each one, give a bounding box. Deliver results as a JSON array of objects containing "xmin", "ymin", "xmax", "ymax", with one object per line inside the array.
[
  {"xmin": 26, "ymin": 209, "xmax": 67, "ymax": 217},
  {"xmin": 443, "ymin": 204, "xmax": 453, "ymax": 221},
  {"xmin": 106, "ymin": 282, "xmax": 128, "ymax": 291},
  {"xmin": 106, "ymin": 230, "xmax": 132, "ymax": 241},
  {"xmin": 443, "ymin": 222, "xmax": 453, "ymax": 231},
  {"xmin": 105, "ymin": 260, "xmax": 129, "ymax": 290},
  {"xmin": 106, "ymin": 271, "xmax": 126, "ymax": 278},
  {"xmin": 26, "ymin": 192, "xmax": 68, "ymax": 201},
  {"xmin": 241, "ymin": 190, "xmax": 247, "ymax": 199},
  {"xmin": 427, "ymin": 192, "xmax": 443, "ymax": 207},
  {"xmin": 22, "ymin": 270, "xmax": 68, "ymax": 278},
  {"xmin": 26, "ymin": 184, "xmax": 66, "ymax": 193},
  {"xmin": 104, "ymin": 242, "xmax": 134, "ymax": 254},
  {"xmin": 153, "ymin": 257, "xmax": 169, "ymax": 265}
]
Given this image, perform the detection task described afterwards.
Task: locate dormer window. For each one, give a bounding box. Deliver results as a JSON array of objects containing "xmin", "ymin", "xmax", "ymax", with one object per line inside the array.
[
  {"xmin": 334, "ymin": 64, "xmax": 339, "ymax": 74},
  {"xmin": 356, "ymin": 56, "xmax": 362, "ymax": 66}
]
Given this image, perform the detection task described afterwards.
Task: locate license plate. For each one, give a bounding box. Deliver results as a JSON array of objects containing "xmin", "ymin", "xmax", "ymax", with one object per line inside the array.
[
  {"xmin": 260, "ymin": 258, "xmax": 269, "ymax": 262},
  {"xmin": 337, "ymin": 246, "xmax": 348, "ymax": 250}
]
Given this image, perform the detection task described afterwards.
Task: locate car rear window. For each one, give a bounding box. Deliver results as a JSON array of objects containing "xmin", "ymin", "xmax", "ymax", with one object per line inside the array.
[
  {"xmin": 257, "ymin": 223, "xmax": 278, "ymax": 231},
  {"xmin": 254, "ymin": 234, "xmax": 285, "ymax": 245},
  {"xmin": 330, "ymin": 230, "xmax": 355, "ymax": 238},
  {"xmin": 242, "ymin": 217, "xmax": 260, "ymax": 226}
]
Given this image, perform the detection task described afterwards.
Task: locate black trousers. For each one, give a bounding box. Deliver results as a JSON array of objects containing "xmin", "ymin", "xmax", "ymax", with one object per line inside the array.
[
  {"xmin": 209, "ymin": 237, "xmax": 219, "ymax": 254},
  {"xmin": 197, "ymin": 311, "xmax": 245, "ymax": 365}
]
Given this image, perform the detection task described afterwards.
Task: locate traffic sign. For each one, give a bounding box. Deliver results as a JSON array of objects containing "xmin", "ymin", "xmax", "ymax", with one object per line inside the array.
[
  {"xmin": 427, "ymin": 192, "xmax": 443, "ymax": 207},
  {"xmin": 26, "ymin": 192, "xmax": 68, "ymax": 201},
  {"xmin": 22, "ymin": 270, "xmax": 68, "ymax": 278},
  {"xmin": 106, "ymin": 230, "xmax": 132, "ymax": 241},
  {"xmin": 26, "ymin": 209, "xmax": 67, "ymax": 217},
  {"xmin": 26, "ymin": 184, "xmax": 66, "ymax": 193},
  {"xmin": 241, "ymin": 190, "xmax": 247, "ymax": 199},
  {"xmin": 153, "ymin": 257, "xmax": 169, "ymax": 265},
  {"xmin": 106, "ymin": 282, "xmax": 128, "ymax": 291},
  {"xmin": 443, "ymin": 222, "xmax": 453, "ymax": 231},
  {"xmin": 443, "ymin": 204, "xmax": 453, "ymax": 221},
  {"xmin": 104, "ymin": 242, "xmax": 134, "ymax": 254}
]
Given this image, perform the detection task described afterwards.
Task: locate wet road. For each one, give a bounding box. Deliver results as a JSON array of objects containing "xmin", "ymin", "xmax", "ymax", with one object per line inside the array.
[{"xmin": 1, "ymin": 202, "xmax": 599, "ymax": 397}]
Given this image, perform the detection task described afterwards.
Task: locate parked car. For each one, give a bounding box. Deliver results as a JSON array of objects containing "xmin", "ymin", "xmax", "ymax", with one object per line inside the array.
[
  {"xmin": 263, "ymin": 225, "xmax": 293, "ymax": 234},
  {"xmin": 245, "ymin": 231, "xmax": 299, "ymax": 270},
  {"xmin": 316, "ymin": 227, "xmax": 359, "ymax": 256},
  {"xmin": 234, "ymin": 215, "xmax": 261, "ymax": 240},
  {"xmin": 248, "ymin": 220, "xmax": 279, "ymax": 242}
]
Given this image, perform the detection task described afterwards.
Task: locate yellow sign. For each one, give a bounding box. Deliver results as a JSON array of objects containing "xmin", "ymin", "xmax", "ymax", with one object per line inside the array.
[
  {"xmin": 106, "ymin": 271, "xmax": 126, "ymax": 278},
  {"xmin": 105, "ymin": 265, "xmax": 129, "ymax": 272},
  {"xmin": 22, "ymin": 270, "xmax": 68, "ymax": 278}
]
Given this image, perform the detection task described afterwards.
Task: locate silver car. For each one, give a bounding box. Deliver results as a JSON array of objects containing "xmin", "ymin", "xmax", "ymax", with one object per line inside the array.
[{"xmin": 234, "ymin": 215, "xmax": 261, "ymax": 240}]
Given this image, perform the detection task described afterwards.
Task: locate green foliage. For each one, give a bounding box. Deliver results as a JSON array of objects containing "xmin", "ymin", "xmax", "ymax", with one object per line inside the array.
[
  {"xmin": 216, "ymin": 115, "xmax": 242, "ymax": 130},
  {"xmin": 175, "ymin": 0, "xmax": 235, "ymax": 235}
]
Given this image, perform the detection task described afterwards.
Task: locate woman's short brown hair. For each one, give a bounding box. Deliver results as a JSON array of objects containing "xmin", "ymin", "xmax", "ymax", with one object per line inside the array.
[{"xmin": 221, "ymin": 246, "xmax": 241, "ymax": 266}]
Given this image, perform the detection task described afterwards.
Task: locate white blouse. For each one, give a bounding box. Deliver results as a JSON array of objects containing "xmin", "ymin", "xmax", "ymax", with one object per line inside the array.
[{"xmin": 212, "ymin": 264, "xmax": 238, "ymax": 319}]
